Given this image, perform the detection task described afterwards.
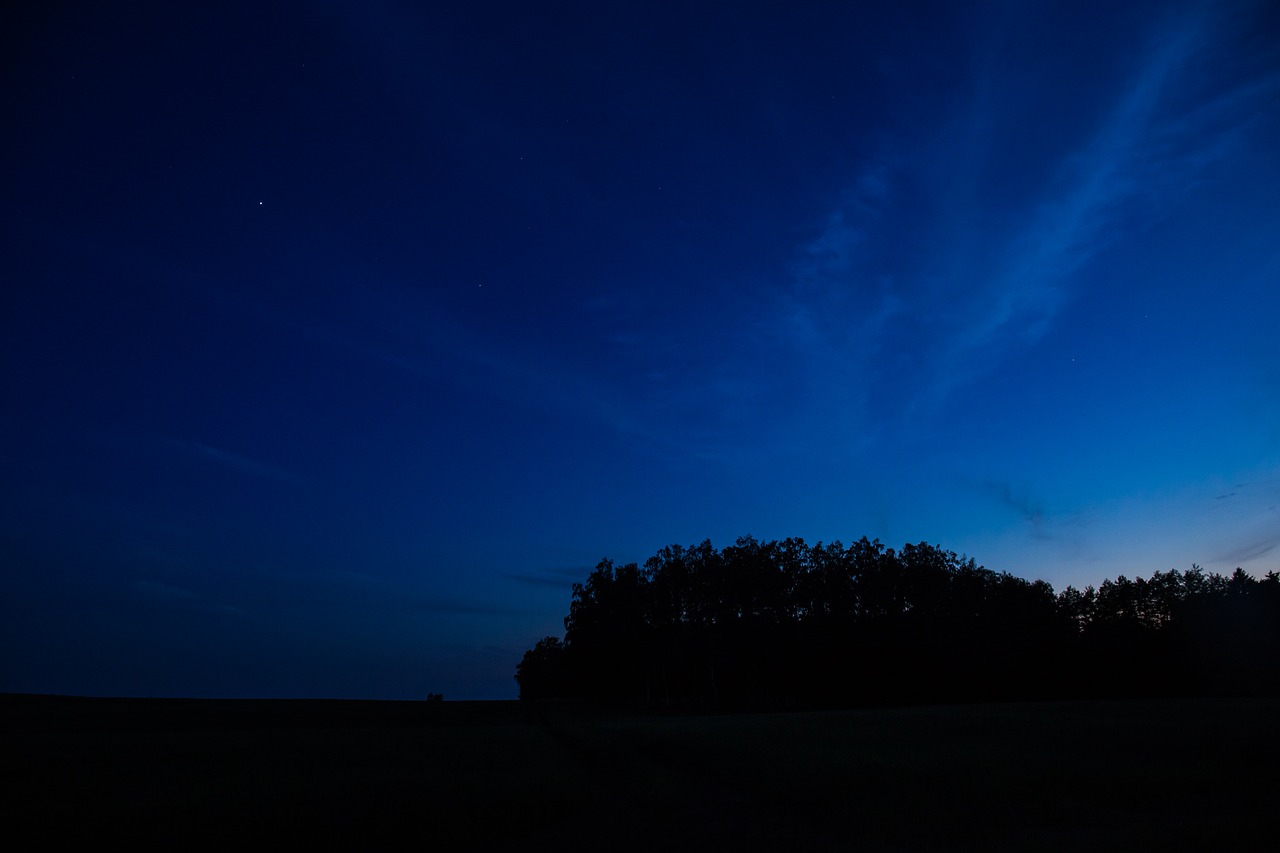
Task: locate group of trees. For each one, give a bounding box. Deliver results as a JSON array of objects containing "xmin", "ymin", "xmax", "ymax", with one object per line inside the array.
[{"xmin": 516, "ymin": 537, "xmax": 1280, "ymax": 707}]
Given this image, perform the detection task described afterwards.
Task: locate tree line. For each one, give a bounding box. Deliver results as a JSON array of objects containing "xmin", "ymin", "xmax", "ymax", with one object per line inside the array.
[{"xmin": 515, "ymin": 537, "xmax": 1280, "ymax": 707}]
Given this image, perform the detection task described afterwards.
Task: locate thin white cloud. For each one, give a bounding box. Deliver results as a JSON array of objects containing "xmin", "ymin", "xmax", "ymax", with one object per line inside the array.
[
  {"xmin": 772, "ymin": 5, "xmax": 1210, "ymax": 426},
  {"xmin": 179, "ymin": 270, "xmax": 688, "ymax": 457},
  {"xmin": 166, "ymin": 438, "xmax": 295, "ymax": 481},
  {"xmin": 135, "ymin": 580, "xmax": 198, "ymax": 600},
  {"xmin": 762, "ymin": 156, "xmax": 905, "ymax": 451},
  {"xmin": 931, "ymin": 11, "xmax": 1206, "ymax": 392},
  {"xmin": 875, "ymin": 3, "xmax": 1273, "ymax": 419}
]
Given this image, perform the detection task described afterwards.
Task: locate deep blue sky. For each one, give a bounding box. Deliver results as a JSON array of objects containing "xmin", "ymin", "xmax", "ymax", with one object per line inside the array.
[{"xmin": 4, "ymin": 0, "xmax": 1278, "ymax": 699}]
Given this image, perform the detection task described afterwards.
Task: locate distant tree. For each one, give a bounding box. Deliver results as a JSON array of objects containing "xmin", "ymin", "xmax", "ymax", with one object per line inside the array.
[
  {"xmin": 515, "ymin": 636, "xmax": 572, "ymax": 700},
  {"xmin": 516, "ymin": 537, "xmax": 1280, "ymax": 707}
]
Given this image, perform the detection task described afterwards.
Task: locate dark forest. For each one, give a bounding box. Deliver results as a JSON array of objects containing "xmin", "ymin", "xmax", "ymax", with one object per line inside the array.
[{"xmin": 517, "ymin": 537, "xmax": 1280, "ymax": 706}]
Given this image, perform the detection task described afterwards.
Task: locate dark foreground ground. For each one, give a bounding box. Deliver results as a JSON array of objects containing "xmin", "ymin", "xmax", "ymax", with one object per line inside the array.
[{"xmin": 4, "ymin": 694, "xmax": 1276, "ymax": 850}]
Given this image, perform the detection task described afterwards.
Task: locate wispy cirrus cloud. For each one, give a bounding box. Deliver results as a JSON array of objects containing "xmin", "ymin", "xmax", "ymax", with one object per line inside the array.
[
  {"xmin": 183, "ymin": 280, "xmax": 702, "ymax": 461},
  {"xmin": 952, "ymin": 11, "xmax": 1205, "ymax": 344},
  {"xmin": 166, "ymin": 438, "xmax": 295, "ymax": 481},
  {"xmin": 134, "ymin": 579, "xmax": 198, "ymax": 600},
  {"xmin": 1216, "ymin": 535, "xmax": 1279, "ymax": 566},
  {"xmin": 925, "ymin": 5, "xmax": 1277, "ymax": 406},
  {"xmin": 776, "ymin": 3, "xmax": 1277, "ymax": 428},
  {"xmin": 980, "ymin": 479, "xmax": 1047, "ymax": 527}
]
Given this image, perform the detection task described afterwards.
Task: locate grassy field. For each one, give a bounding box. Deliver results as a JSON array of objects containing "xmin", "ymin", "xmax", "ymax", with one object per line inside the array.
[{"xmin": 4, "ymin": 694, "xmax": 1276, "ymax": 849}]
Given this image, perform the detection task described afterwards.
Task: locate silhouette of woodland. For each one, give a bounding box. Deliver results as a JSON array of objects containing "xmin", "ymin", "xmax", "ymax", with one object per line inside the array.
[{"xmin": 516, "ymin": 537, "xmax": 1280, "ymax": 707}]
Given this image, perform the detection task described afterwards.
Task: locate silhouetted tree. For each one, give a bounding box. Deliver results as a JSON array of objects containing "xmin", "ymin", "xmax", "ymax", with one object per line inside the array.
[
  {"xmin": 515, "ymin": 536, "xmax": 1280, "ymax": 707},
  {"xmin": 515, "ymin": 636, "xmax": 571, "ymax": 700}
]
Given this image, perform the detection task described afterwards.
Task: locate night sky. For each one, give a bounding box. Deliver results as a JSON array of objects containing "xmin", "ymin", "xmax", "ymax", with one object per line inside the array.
[{"xmin": 4, "ymin": 0, "xmax": 1279, "ymax": 700}]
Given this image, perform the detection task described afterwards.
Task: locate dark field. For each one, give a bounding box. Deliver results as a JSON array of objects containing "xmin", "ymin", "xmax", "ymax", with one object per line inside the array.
[{"xmin": 4, "ymin": 694, "xmax": 1276, "ymax": 850}]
